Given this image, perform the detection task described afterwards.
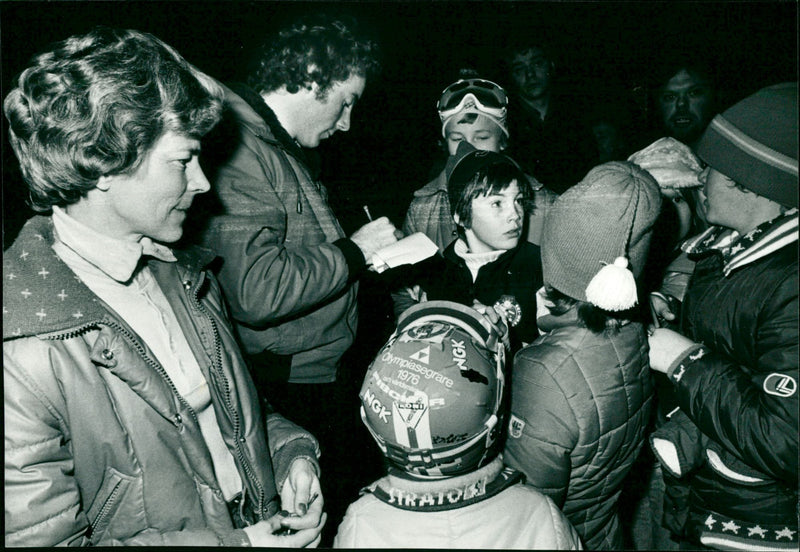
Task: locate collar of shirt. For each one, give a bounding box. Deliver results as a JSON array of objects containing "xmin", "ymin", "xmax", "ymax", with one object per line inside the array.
[
  {"xmin": 454, "ymin": 239, "xmax": 507, "ymax": 282},
  {"xmin": 682, "ymin": 208, "xmax": 798, "ymax": 276},
  {"xmin": 51, "ymin": 206, "xmax": 177, "ymax": 283}
]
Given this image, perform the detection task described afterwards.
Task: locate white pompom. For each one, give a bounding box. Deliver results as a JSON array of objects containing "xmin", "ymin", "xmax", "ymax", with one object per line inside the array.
[{"xmin": 585, "ymin": 256, "xmax": 638, "ymax": 311}]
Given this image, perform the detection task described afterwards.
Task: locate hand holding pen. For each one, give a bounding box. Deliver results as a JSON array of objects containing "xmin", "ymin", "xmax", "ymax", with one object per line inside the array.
[{"xmin": 350, "ymin": 205, "xmax": 400, "ymax": 262}]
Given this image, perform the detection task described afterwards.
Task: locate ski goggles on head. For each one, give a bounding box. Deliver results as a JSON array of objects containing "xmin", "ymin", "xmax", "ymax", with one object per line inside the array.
[{"xmin": 437, "ymin": 78, "xmax": 508, "ymax": 122}]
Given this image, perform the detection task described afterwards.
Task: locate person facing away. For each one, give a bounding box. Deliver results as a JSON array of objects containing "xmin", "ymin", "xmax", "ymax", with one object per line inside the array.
[
  {"xmin": 501, "ymin": 40, "xmax": 597, "ymax": 195},
  {"xmin": 191, "ymin": 15, "xmax": 399, "ymax": 544},
  {"xmin": 504, "ymin": 161, "xmax": 661, "ymax": 550},
  {"xmin": 402, "ymin": 75, "xmax": 555, "ymax": 252},
  {"xmin": 647, "ymin": 82, "xmax": 798, "ymax": 551},
  {"xmin": 334, "ymin": 301, "xmax": 583, "ymax": 549},
  {"xmin": 392, "ymin": 141, "xmax": 544, "ymax": 354},
  {"xmin": 3, "ymin": 27, "xmax": 324, "ymax": 547}
]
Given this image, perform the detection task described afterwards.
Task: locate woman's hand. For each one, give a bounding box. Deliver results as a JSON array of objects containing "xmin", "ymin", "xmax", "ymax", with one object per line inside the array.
[
  {"xmin": 280, "ymin": 458, "xmax": 322, "ymax": 517},
  {"xmin": 242, "ymin": 511, "xmax": 326, "ymax": 548},
  {"xmin": 244, "ymin": 458, "xmax": 325, "ymax": 547}
]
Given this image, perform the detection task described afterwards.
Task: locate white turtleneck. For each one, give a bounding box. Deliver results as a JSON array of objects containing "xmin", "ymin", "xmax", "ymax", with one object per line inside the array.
[{"xmin": 453, "ymin": 238, "xmax": 507, "ymax": 282}]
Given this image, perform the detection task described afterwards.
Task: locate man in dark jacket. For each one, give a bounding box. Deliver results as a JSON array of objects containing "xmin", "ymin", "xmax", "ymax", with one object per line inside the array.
[
  {"xmin": 193, "ymin": 15, "xmax": 398, "ymax": 544},
  {"xmin": 501, "ymin": 40, "xmax": 596, "ymax": 195},
  {"xmin": 648, "ymin": 82, "xmax": 798, "ymax": 550}
]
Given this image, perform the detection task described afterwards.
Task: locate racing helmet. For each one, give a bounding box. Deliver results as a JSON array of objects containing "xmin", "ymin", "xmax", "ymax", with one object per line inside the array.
[{"xmin": 360, "ymin": 301, "xmax": 506, "ymax": 478}]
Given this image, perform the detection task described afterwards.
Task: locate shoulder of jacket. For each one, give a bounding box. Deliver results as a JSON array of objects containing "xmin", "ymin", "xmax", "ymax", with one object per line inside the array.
[
  {"xmin": 514, "ymin": 330, "xmax": 591, "ymax": 377},
  {"xmin": 509, "ymin": 242, "xmax": 542, "ymax": 265},
  {"xmin": 412, "ymin": 171, "xmax": 448, "ymax": 198},
  {"xmin": 3, "ymin": 217, "xmax": 107, "ymax": 340},
  {"xmin": 221, "ymin": 84, "xmax": 271, "ymax": 138}
]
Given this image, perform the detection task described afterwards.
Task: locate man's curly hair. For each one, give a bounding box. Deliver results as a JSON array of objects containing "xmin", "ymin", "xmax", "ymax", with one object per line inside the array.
[{"xmin": 246, "ymin": 14, "xmax": 380, "ymax": 100}]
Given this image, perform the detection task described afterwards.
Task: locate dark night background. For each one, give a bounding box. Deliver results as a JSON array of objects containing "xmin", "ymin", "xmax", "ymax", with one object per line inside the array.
[{"xmin": 2, "ymin": 1, "xmax": 798, "ymax": 247}]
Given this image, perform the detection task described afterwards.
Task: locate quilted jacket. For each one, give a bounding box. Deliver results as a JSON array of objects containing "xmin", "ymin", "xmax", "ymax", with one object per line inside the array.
[
  {"xmin": 3, "ymin": 216, "xmax": 319, "ymax": 546},
  {"xmin": 503, "ymin": 312, "xmax": 653, "ymax": 550}
]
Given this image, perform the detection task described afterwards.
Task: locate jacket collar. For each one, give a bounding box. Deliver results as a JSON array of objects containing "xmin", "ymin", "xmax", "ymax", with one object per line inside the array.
[
  {"xmin": 366, "ymin": 456, "xmax": 525, "ymax": 512},
  {"xmin": 51, "ymin": 206, "xmax": 176, "ymax": 283},
  {"xmin": 227, "ymin": 82, "xmax": 321, "ymax": 180},
  {"xmin": 682, "ymin": 208, "xmax": 798, "ymax": 276},
  {"xmin": 3, "ymin": 216, "xmax": 215, "ymax": 340},
  {"xmin": 443, "ymin": 239, "xmax": 518, "ymax": 267}
]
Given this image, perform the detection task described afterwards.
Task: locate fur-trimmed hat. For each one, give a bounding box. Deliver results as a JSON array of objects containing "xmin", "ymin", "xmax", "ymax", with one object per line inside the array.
[
  {"xmin": 696, "ymin": 82, "xmax": 798, "ymax": 208},
  {"xmin": 628, "ymin": 137, "xmax": 703, "ymax": 191},
  {"xmin": 541, "ymin": 161, "xmax": 662, "ymax": 311}
]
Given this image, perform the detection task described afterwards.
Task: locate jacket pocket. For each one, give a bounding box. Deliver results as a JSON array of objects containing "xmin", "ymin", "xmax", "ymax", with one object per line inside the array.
[{"xmin": 86, "ymin": 467, "xmax": 134, "ymax": 544}]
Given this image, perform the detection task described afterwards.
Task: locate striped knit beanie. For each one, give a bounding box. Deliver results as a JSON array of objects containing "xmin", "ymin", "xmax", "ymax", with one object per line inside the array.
[
  {"xmin": 541, "ymin": 161, "xmax": 662, "ymax": 310},
  {"xmin": 696, "ymin": 82, "xmax": 798, "ymax": 208}
]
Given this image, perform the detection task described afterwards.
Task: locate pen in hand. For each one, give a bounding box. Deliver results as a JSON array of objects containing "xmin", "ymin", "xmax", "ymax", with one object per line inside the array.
[
  {"xmin": 362, "ymin": 205, "xmax": 373, "ymax": 222},
  {"xmin": 273, "ymin": 492, "xmax": 320, "ymax": 535}
]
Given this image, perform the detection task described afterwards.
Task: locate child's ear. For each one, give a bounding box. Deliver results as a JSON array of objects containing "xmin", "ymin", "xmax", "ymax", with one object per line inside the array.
[{"xmin": 453, "ymin": 213, "xmax": 461, "ymax": 226}]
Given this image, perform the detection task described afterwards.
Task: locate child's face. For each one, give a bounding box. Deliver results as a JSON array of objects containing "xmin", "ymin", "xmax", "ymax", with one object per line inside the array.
[
  {"xmin": 462, "ymin": 180, "xmax": 524, "ymax": 253},
  {"xmin": 445, "ymin": 113, "xmax": 505, "ymax": 155}
]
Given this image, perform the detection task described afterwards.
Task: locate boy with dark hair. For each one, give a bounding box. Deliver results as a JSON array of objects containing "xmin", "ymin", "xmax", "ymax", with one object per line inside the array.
[
  {"xmin": 394, "ymin": 141, "xmax": 544, "ymax": 353},
  {"xmin": 404, "ymin": 76, "xmax": 555, "ymax": 252}
]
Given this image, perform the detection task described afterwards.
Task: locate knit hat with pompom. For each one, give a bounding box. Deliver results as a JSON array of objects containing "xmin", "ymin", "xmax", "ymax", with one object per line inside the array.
[{"xmin": 541, "ymin": 161, "xmax": 662, "ymax": 311}]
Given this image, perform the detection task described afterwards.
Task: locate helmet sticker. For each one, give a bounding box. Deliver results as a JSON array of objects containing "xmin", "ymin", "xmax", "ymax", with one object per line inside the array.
[
  {"xmin": 508, "ymin": 414, "xmax": 526, "ymax": 439},
  {"xmin": 393, "ymin": 393, "xmax": 432, "ymax": 449},
  {"xmin": 409, "ymin": 345, "xmax": 430, "ymax": 364},
  {"xmin": 403, "ymin": 321, "xmax": 450, "ymax": 342},
  {"xmin": 362, "ymin": 387, "xmax": 391, "ymax": 424},
  {"xmin": 452, "ymin": 338, "xmax": 489, "ymax": 384},
  {"xmin": 763, "ymin": 373, "xmax": 797, "ymax": 397}
]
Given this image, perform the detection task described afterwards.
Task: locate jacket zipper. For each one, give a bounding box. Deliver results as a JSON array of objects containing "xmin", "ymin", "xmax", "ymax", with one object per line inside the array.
[
  {"xmin": 44, "ymin": 277, "xmax": 266, "ymax": 519},
  {"xmin": 47, "ymin": 322, "xmax": 201, "ymax": 456},
  {"xmin": 186, "ymin": 276, "xmax": 266, "ymax": 520},
  {"xmin": 85, "ymin": 479, "xmax": 122, "ymax": 542}
]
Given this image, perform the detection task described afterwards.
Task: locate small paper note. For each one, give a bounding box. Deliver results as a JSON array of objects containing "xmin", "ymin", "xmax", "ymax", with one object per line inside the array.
[{"xmin": 371, "ymin": 233, "xmax": 438, "ymax": 273}]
